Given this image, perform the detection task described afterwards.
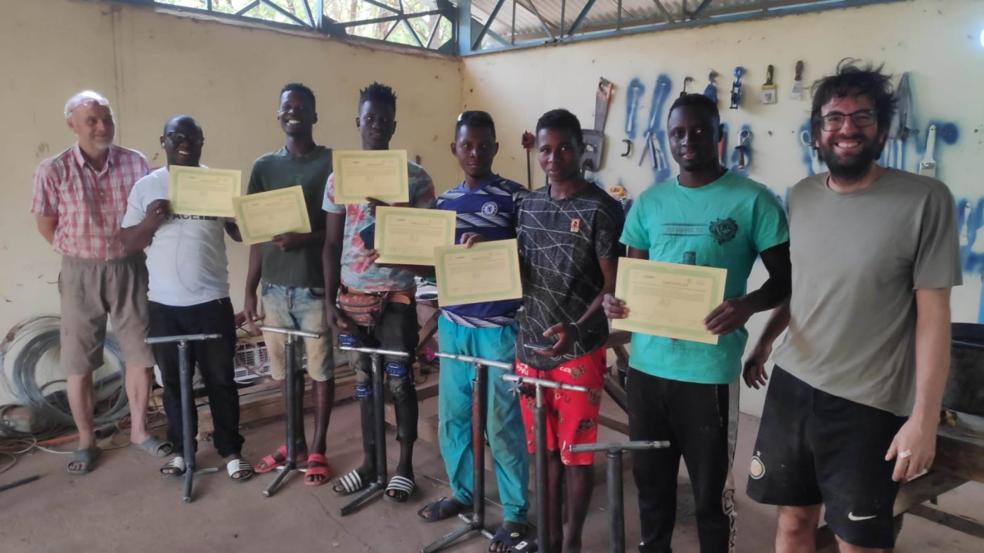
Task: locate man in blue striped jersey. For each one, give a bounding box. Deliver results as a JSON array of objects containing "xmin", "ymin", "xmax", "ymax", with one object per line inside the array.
[{"xmin": 416, "ymin": 111, "xmax": 531, "ymax": 552}]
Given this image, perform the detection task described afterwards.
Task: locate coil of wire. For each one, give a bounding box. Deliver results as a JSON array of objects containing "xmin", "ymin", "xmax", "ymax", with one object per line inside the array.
[{"xmin": 0, "ymin": 315, "xmax": 129, "ymax": 438}]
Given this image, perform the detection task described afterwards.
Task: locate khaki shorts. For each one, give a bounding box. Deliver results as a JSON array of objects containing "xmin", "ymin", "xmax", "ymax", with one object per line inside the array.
[{"xmin": 59, "ymin": 255, "xmax": 154, "ymax": 376}]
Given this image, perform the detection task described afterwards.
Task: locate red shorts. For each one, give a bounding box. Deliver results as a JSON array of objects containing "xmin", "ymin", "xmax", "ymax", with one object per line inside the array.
[{"xmin": 515, "ymin": 347, "xmax": 606, "ymax": 466}]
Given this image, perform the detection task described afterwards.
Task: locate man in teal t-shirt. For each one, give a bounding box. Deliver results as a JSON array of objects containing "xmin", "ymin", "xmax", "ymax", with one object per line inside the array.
[{"xmin": 605, "ymin": 94, "xmax": 790, "ymax": 553}]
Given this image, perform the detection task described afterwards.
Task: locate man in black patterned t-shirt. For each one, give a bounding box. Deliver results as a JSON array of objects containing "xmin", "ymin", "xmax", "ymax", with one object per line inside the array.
[{"xmin": 514, "ymin": 109, "xmax": 623, "ymax": 553}]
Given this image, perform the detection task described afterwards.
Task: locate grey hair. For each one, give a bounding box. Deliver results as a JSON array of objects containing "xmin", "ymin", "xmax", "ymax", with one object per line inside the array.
[{"xmin": 64, "ymin": 90, "xmax": 112, "ymax": 118}]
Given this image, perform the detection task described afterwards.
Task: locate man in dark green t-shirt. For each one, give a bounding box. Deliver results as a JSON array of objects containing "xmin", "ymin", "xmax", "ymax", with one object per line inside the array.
[{"xmin": 243, "ymin": 83, "xmax": 335, "ymax": 486}]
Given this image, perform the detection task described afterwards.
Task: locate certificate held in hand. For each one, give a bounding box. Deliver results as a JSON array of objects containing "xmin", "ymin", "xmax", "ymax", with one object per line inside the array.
[
  {"xmin": 435, "ymin": 239, "xmax": 523, "ymax": 306},
  {"xmin": 232, "ymin": 186, "xmax": 312, "ymax": 245},
  {"xmin": 332, "ymin": 150, "xmax": 409, "ymax": 205},
  {"xmin": 612, "ymin": 258, "xmax": 727, "ymax": 345},
  {"xmin": 168, "ymin": 166, "xmax": 241, "ymax": 218},
  {"xmin": 374, "ymin": 206, "xmax": 455, "ymax": 266}
]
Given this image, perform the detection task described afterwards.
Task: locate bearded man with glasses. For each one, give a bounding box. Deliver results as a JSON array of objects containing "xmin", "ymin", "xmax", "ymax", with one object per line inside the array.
[{"xmin": 743, "ymin": 61, "xmax": 961, "ymax": 553}]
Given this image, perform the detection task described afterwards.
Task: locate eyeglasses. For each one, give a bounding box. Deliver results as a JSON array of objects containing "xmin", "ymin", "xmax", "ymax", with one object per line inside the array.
[
  {"xmin": 165, "ymin": 131, "xmax": 203, "ymax": 146},
  {"xmin": 818, "ymin": 109, "xmax": 877, "ymax": 131}
]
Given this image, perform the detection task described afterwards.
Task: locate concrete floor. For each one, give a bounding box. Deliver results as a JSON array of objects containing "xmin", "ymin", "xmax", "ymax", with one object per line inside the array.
[{"xmin": 1, "ymin": 398, "xmax": 981, "ymax": 553}]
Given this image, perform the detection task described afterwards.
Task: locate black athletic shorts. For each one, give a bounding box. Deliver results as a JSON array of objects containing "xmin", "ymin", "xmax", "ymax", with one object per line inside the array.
[{"xmin": 746, "ymin": 366, "xmax": 907, "ymax": 549}]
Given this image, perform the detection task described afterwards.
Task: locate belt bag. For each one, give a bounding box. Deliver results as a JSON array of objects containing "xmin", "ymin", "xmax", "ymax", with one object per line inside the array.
[{"xmin": 336, "ymin": 287, "xmax": 413, "ymax": 327}]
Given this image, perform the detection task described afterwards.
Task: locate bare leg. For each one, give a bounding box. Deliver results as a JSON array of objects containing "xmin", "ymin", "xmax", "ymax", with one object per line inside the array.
[
  {"xmin": 125, "ymin": 365, "xmax": 153, "ymax": 444},
  {"xmin": 562, "ymin": 464, "xmax": 594, "ymax": 553},
  {"xmin": 67, "ymin": 372, "xmax": 96, "ymax": 451},
  {"xmin": 545, "ymin": 451, "xmax": 565, "ymax": 553},
  {"xmin": 776, "ymin": 505, "xmax": 822, "ymax": 553},
  {"xmin": 836, "ymin": 537, "xmax": 888, "ymax": 553},
  {"xmin": 310, "ymin": 378, "xmax": 334, "ymax": 455}
]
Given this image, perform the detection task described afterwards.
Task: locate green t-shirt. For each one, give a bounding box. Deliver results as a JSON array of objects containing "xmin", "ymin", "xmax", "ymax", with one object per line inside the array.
[
  {"xmin": 620, "ymin": 171, "xmax": 789, "ymax": 384},
  {"xmin": 246, "ymin": 146, "xmax": 332, "ymax": 288}
]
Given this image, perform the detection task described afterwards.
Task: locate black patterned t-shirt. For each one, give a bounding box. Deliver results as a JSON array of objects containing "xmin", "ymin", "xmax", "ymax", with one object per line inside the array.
[{"xmin": 515, "ymin": 183, "xmax": 624, "ymax": 369}]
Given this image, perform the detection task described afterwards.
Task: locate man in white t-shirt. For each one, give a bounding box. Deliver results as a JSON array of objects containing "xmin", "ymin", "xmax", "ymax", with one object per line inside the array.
[{"xmin": 120, "ymin": 115, "xmax": 253, "ymax": 481}]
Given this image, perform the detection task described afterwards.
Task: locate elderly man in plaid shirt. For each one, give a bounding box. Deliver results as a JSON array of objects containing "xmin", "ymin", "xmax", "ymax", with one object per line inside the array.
[{"xmin": 32, "ymin": 90, "xmax": 172, "ymax": 474}]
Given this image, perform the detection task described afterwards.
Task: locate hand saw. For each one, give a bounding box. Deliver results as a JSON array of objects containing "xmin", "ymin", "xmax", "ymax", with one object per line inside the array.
[{"xmin": 594, "ymin": 77, "xmax": 615, "ymax": 132}]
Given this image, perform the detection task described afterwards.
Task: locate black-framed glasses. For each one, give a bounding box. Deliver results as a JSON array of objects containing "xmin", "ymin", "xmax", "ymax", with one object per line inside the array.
[
  {"xmin": 818, "ymin": 109, "xmax": 877, "ymax": 131},
  {"xmin": 165, "ymin": 131, "xmax": 203, "ymax": 146}
]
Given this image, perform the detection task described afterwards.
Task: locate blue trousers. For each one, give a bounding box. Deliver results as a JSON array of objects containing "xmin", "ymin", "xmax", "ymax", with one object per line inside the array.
[{"xmin": 437, "ymin": 316, "xmax": 529, "ymax": 523}]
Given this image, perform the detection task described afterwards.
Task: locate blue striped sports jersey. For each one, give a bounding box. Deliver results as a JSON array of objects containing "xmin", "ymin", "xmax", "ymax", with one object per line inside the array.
[{"xmin": 435, "ymin": 175, "xmax": 529, "ymax": 327}]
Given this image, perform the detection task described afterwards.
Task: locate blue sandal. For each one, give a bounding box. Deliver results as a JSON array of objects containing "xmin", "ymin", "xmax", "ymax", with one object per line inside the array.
[
  {"xmin": 417, "ymin": 496, "xmax": 470, "ymax": 522},
  {"xmin": 490, "ymin": 523, "xmax": 527, "ymax": 552}
]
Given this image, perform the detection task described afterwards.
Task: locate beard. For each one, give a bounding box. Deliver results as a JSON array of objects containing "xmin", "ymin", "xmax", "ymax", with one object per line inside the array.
[{"xmin": 817, "ymin": 135, "xmax": 884, "ymax": 181}]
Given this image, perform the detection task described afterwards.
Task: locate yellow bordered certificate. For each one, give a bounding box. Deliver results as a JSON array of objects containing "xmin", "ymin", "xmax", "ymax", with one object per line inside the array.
[{"xmin": 435, "ymin": 239, "xmax": 523, "ymax": 306}]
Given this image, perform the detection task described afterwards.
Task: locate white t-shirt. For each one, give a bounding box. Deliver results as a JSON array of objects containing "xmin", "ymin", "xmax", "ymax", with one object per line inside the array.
[{"xmin": 122, "ymin": 167, "xmax": 231, "ymax": 306}]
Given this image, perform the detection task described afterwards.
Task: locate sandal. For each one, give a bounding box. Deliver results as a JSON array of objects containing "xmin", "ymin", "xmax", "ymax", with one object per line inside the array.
[
  {"xmin": 489, "ymin": 523, "xmax": 527, "ymax": 552},
  {"xmin": 67, "ymin": 447, "xmax": 101, "ymax": 475},
  {"xmin": 255, "ymin": 445, "xmax": 305, "ymax": 474},
  {"xmin": 304, "ymin": 453, "xmax": 331, "ymax": 487},
  {"xmin": 509, "ymin": 539, "xmax": 537, "ymax": 552},
  {"xmin": 384, "ymin": 474, "xmax": 415, "ymax": 503},
  {"xmin": 417, "ymin": 496, "xmax": 470, "ymax": 522},
  {"xmin": 132, "ymin": 437, "xmax": 174, "ymax": 458},
  {"xmin": 226, "ymin": 458, "xmax": 254, "ymax": 482},
  {"xmin": 332, "ymin": 469, "xmax": 368, "ymax": 496},
  {"xmin": 160, "ymin": 456, "xmax": 187, "ymax": 477}
]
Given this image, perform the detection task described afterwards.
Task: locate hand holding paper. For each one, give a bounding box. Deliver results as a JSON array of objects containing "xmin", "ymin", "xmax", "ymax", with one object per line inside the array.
[{"xmin": 169, "ymin": 166, "xmax": 241, "ymax": 218}]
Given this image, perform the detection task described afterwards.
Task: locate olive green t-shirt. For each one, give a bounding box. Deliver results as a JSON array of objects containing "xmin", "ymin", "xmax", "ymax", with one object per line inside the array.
[
  {"xmin": 246, "ymin": 146, "xmax": 332, "ymax": 288},
  {"xmin": 773, "ymin": 169, "xmax": 961, "ymax": 416}
]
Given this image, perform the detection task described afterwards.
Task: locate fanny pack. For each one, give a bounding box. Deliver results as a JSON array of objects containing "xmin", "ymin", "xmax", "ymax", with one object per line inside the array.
[{"xmin": 336, "ymin": 286, "xmax": 413, "ymax": 327}]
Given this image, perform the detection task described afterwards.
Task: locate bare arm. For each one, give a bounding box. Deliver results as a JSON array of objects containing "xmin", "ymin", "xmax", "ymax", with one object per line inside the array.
[
  {"xmin": 36, "ymin": 215, "xmax": 58, "ymax": 245},
  {"xmin": 224, "ymin": 221, "xmax": 242, "ymax": 242},
  {"xmin": 322, "ymin": 212, "xmax": 355, "ymax": 331},
  {"xmin": 885, "ymin": 287, "xmax": 951, "ymax": 481},
  {"xmin": 537, "ymin": 255, "xmax": 619, "ymax": 358},
  {"xmin": 741, "ymin": 300, "xmax": 790, "ymax": 389},
  {"xmin": 243, "ymin": 244, "xmax": 263, "ymax": 323},
  {"xmin": 706, "ymin": 242, "xmax": 791, "ymax": 335},
  {"xmin": 119, "ymin": 199, "xmax": 170, "ymax": 255}
]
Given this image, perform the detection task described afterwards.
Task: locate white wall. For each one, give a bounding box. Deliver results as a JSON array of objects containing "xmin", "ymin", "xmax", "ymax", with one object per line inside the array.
[{"xmin": 461, "ymin": 0, "xmax": 984, "ymax": 415}]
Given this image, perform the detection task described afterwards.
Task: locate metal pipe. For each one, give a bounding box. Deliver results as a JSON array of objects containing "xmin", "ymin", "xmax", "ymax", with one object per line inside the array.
[{"xmin": 178, "ymin": 340, "xmax": 194, "ymax": 503}]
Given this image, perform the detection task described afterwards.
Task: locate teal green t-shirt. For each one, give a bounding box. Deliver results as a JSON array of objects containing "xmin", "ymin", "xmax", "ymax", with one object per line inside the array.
[{"xmin": 620, "ymin": 171, "xmax": 789, "ymax": 384}]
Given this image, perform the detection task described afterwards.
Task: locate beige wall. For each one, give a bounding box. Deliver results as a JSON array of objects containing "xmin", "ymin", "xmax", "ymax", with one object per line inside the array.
[
  {"xmin": 461, "ymin": 0, "xmax": 984, "ymax": 415},
  {"xmin": 0, "ymin": 0, "xmax": 462, "ymax": 345}
]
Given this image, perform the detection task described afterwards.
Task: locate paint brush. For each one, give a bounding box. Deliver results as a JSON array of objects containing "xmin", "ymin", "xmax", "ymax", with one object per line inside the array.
[
  {"xmin": 759, "ymin": 65, "xmax": 777, "ymax": 105},
  {"xmin": 790, "ymin": 61, "xmax": 804, "ymax": 100}
]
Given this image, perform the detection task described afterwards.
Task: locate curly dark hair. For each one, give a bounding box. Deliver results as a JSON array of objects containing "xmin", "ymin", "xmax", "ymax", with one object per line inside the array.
[
  {"xmin": 359, "ymin": 82, "xmax": 397, "ymax": 111},
  {"xmin": 810, "ymin": 59, "xmax": 896, "ymax": 140},
  {"xmin": 535, "ymin": 108, "xmax": 583, "ymax": 146},
  {"xmin": 455, "ymin": 110, "xmax": 496, "ymax": 139},
  {"xmin": 280, "ymin": 82, "xmax": 316, "ymax": 111},
  {"xmin": 668, "ymin": 93, "xmax": 720, "ymax": 123}
]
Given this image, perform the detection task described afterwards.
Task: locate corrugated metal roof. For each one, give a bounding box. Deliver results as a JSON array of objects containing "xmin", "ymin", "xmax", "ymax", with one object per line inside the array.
[{"xmin": 464, "ymin": 0, "xmax": 899, "ymax": 48}]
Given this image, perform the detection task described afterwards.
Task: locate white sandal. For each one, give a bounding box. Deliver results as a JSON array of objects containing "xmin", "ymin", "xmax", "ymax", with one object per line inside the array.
[
  {"xmin": 160, "ymin": 456, "xmax": 186, "ymax": 477},
  {"xmin": 226, "ymin": 458, "xmax": 254, "ymax": 482}
]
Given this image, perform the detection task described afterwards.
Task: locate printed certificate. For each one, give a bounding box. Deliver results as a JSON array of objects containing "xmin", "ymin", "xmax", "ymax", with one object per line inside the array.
[
  {"xmin": 232, "ymin": 186, "xmax": 311, "ymax": 245},
  {"xmin": 375, "ymin": 206, "xmax": 455, "ymax": 265},
  {"xmin": 612, "ymin": 258, "xmax": 727, "ymax": 345},
  {"xmin": 435, "ymin": 239, "xmax": 522, "ymax": 306},
  {"xmin": 168, "ymin": 166, "xmax": 241, "ymax": 217},
  {"xmin": 332, "ymin": 149, "xmax": 409, "ymax": 205}
]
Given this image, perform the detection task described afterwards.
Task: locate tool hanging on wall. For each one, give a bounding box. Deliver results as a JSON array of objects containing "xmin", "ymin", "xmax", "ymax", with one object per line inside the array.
[
  {"xmin": 918, "ymin": 124, "xmax": 937, "ymax": 177},
  {"xmin": 799, "ymin": 129, "xmax": 824, "ymax": 175},
  {"xmin": 640, "ymin": 75, "xmax": 672, "ymax": 175},
  {"xmin": 885, "ymin": 72, "xmax": 914, "ymax": 170},
  {"xmin": 521, "ymin": 131, "xmax": 535, "ymax": 189},
  {"xmin": 625, "ymin": 79, "xmax": 645, "ymax": 140},
  {"xmin": 759, "ymin": 65, "xmax": 777, "ymax": 104},
  {"xmin": 729, "ymin": 67, "xmax": 744, "ymax": 109},
  {"xmin": 790, "ymin": 61, "xmax": 805, "ymax": 100},
  {"xmin": 735, "ymin": 129, "xmax": 752, "ymax": 170},
  {"xmin": 620, "ymin": 139, "xmax": 633, "ymax": 158},
  {"xmin": 595, "ymin": 78, "xmax": 615, "ymax": 132},
  {"xmin": 680, "ymin": 76, "xmax": 694, "ymax": 97},
  {"xmin": 584, "ymin": 77, "xmax": 615, "ymax": 173},
  {"xmin": 703, "ymin": 70, "xmax": 719, "ymax": 104}
]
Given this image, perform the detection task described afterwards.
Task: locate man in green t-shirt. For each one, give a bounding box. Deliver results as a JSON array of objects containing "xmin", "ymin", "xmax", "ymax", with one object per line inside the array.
[
  {"xmin": 604, "ymin": 94, "xmax": 791, "ymax": 553},
  {"xmin": 243, "ymin": 83, "xmax": 335, "ymax": 486}
]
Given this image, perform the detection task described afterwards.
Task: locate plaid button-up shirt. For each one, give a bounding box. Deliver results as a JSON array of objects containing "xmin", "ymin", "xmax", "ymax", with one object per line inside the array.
[{"xmin": 31, "ymin": 144, "xmax": 149, "ymax": 260}]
